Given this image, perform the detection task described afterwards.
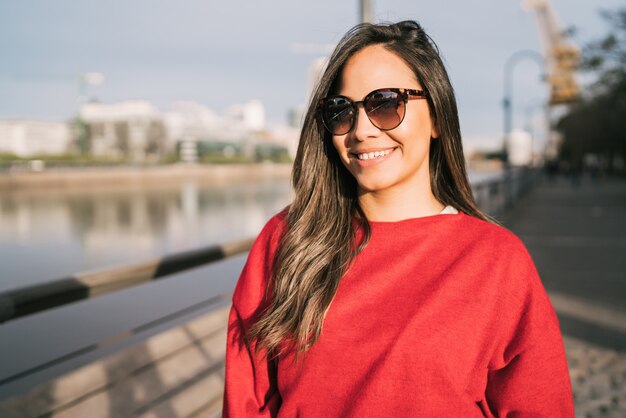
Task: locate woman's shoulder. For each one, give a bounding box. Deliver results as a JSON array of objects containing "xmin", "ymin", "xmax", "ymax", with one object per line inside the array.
[
  {"xmin": 244, "ymin": 207, "xmax": 290, "ymax": 270},
  {"xmin": 453, "ymin": 213, "xmax": 539, "ymax": 283},
  {"xmin": 457, "ymin": 212, "xmax": 529, "ymax": 255},
  {"xmin": 231, "ymin": 208, "xmax": 288, "ymax": 314},
  {"xmin": 455, "ymin": 212, "xmax": 542, "ymax": 293},
  {"xmin": 254, "ymin": 207, "xmax": 289, "ymax": 248}
]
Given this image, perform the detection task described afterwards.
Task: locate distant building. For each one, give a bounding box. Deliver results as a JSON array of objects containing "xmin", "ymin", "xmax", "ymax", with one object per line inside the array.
[
  {"xmin": 0, "ymin": 119, "xmax": 71, "ymax": 157},
  {"xmin": 164, "ymin": 101, "xmax": 223, "ymax": 145},
  {"xmin": 271, "ymin": 124, "xmax": 300, "ymax": 159},
  {"xmin": 75, "ymin": 99, "xmax": 291, "ymax": 163},
  {"xmin": 80, "ymin": 101, "xmax": 168, "ymax": 161},
  {"xmin": 224, "ymin": 100, "xmax": 266, "ymax": 132},
  {"xmin": 164, "ymin": 100, "xmax": 285, "ymax": 162}
]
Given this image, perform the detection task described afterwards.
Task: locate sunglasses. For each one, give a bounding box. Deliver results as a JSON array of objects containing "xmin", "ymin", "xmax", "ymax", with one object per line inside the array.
[{"xmin": 317, "ymin": 88, "xmax": 427, "ymax": 135}]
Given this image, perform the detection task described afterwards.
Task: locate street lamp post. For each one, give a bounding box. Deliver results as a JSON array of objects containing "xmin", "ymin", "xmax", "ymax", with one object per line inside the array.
[
  {"xmin": 502, "ymin": 50, "xmax": 544, "ymax": 164},
  {"xmin": 76, "ymin": 72, "xmax": 105, "ymax": 155},
  {"xmin": 524, "ymin": 99, "xmax": 550, "ymax": 166}
]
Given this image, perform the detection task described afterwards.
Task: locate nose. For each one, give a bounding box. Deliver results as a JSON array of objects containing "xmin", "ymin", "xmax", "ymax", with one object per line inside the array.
[{"xmin": 352, "ymin": 105, "xmax": 381, "ymax": 141}]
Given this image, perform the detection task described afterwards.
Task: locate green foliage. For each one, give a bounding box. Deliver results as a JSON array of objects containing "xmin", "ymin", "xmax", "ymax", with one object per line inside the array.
[
  {"xmin": 200, "ymin": 154, "xmax": 255, "ymax": 164},
  {"xmin": 0, "ymin": 153, "xmax": 129, "ymax": 165},
  {"xmin": 253, "ymin": 143, "xmax": 292, "ymax": 163},
  {"xmin": 182, "ymin": 140, "xmax": 292, "ymax": 165}
]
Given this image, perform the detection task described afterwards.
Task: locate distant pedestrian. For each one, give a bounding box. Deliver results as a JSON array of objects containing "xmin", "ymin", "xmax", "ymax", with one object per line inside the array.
[{"xmin": 223, "ymin": 20, "xmax": 574, "ymax": 417}]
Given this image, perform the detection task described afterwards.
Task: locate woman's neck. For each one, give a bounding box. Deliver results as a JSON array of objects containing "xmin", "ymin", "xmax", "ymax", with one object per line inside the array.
[{"xmin": 358, "ymin": 184, "xmax": 445, "ymax": 222}]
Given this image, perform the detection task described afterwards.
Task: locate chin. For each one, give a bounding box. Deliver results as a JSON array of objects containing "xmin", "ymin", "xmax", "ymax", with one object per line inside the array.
[{"xmin": 356, "ymin": 178, "xmax": 397, "ymax": 193}]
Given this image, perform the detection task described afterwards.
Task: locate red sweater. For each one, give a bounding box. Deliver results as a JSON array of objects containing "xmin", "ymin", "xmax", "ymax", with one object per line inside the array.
[{"xmin": 223, "ymin": 211, "xmax": 574, "ymax": 417}]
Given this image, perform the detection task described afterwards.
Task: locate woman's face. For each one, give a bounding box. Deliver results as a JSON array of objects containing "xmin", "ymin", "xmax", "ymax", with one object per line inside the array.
[{"xmin": 331, "ymin": 44, "xmax": 438, "ymax": 196}]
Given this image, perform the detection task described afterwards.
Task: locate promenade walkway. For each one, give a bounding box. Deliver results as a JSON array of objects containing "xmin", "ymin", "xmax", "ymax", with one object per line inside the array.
[{"xmin": 502, "ymin": 174, "xmax": 626, "ymax": 417}]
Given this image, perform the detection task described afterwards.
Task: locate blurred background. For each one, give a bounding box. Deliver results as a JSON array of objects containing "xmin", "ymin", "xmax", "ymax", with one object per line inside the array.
[{"xmin": 0, "ymin": 0, "xmax": 624, "ymax": 417}]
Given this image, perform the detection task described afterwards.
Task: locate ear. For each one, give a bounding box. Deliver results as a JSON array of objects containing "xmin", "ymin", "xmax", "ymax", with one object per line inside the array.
[
  {"xmin": 427, "ymin": 103, "xmax": 440, "ymax": 139},
  {"xmin": 430, "ymin": 118, "xmax": 440, "ymax": 139}
]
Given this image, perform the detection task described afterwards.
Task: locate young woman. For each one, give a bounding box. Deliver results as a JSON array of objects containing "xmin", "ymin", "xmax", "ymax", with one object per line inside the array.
[{"xmin": 223, "ymin": 21, "xmax": 574, "ymax": 417}]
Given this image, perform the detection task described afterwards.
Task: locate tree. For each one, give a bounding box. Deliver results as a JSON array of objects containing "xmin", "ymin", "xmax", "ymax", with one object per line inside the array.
[{"xmin": 557, "ymin": 7, "xmax": 626, "ymax": 173}]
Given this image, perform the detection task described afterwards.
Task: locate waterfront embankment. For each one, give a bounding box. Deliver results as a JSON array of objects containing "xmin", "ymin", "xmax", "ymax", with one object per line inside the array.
[{"xmin": 0, "ymin": 163, "xmax": 292, "ymax": 191}]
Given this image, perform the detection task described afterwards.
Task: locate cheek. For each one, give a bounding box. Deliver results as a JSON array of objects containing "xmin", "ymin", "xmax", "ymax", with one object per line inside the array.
[
  {"xmin": 398, "ymin": 110, "xmax": 434, "ymax": 141},
  {"xmin": 332, "ymin": 136, "xmax": 348, "ymax": 157}
]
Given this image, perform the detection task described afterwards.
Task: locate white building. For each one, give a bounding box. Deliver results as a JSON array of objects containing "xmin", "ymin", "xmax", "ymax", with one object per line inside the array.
[
  {"xmin": 270, "ymin": 125, "xmax": 300, "ymax": 159},
  {"xmin": 165, "ymin": 100, "xmax": 269, "ymax": 146},
  {"xmin": 80, "ymin": 101, "xmax": 168, "ymax": 161},
  {"xmin": 224, "ymin": 100, "xmax": 266, "ymax": 132},
  {"xmin": 0, "ymin": 119, "xmax": 72, "ymax": 157},
  {"xmin": 164, "ymin": 101, "xmax": 222, "ymax": 144}
]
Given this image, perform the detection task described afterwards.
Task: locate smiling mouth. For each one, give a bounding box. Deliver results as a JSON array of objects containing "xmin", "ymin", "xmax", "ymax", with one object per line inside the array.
[{"xmin": 352, "ymin": 147, "xmax": 397, "ymax": 161}]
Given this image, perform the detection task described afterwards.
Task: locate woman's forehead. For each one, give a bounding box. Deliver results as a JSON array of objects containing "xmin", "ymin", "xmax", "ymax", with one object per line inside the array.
[{"xmin": 338, "ymin": 45, "xmax": 421, "ymax": 98}]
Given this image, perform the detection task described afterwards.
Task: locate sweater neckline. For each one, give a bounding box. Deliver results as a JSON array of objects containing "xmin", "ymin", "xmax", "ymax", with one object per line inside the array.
[{"xmin": 366, "ymin": 206, "xmax": 463, "ymax": 228}]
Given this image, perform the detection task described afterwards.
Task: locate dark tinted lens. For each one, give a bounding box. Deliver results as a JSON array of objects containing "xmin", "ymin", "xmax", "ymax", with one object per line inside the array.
[
  {"xmin": 365, "ymin": 90, "xmax": 404, "ymax": 130},
  {"xmin": 322, "ymin": 97, "xmax": 354, "ymax": 135}
]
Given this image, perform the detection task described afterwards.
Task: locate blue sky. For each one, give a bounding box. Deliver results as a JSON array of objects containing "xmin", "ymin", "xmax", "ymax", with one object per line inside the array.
[{"xmin": 0, "ymin": 0, "xmax": 622, "ymax": 149}]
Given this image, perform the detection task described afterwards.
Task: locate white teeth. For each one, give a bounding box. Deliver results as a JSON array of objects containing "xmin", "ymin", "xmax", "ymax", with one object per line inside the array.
[{"xmin": 357, "ymin": 149, "xmax": 393, "ymax": 160}]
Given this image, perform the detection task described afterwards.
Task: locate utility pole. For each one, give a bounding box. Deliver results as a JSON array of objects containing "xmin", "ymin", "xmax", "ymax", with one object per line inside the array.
[
  {"xmin": 76, "ymin": 72, "xmax": 104, "ymax": 155},
  {"xmin": 360, "ymin": 0, "xmax": 372, "ymax": 23}
]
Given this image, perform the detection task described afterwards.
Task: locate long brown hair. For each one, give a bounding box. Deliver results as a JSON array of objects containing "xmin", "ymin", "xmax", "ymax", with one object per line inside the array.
[{"xmin": 248, "ymin": 20, "xmax": 492, "ymax": 356}]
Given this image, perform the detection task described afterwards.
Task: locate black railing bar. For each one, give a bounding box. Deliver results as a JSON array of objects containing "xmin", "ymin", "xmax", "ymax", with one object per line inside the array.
[
  {"xmin": 0, "ymin": 237, "xmax": 253, "ymax": 324},
  {"xmin": 0, "ymin": 293, "xmax": 230, "ymax": 388}
]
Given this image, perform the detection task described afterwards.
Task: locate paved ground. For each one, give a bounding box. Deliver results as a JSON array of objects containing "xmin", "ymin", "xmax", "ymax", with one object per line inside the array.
[{"xmin": 502, "ymin": 174, "xmax": 626, "ymax": 417}]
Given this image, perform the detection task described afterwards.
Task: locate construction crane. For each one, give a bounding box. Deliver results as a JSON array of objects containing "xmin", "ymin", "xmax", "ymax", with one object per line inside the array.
[{"xmin": 523, "ymin": 0, "xmax": 580, "ymax": 105}]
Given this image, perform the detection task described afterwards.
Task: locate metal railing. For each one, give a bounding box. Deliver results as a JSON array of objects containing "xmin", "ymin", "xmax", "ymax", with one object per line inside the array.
[
  {"xmin": 0, "ymin": 238, "xmax": 254, "ymax": 324},
  {"xmin": 472, "ymin": 167, "xmax": 540, "ymax": 217}
]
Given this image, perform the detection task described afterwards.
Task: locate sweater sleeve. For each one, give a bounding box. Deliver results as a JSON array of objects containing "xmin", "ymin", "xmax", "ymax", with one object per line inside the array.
[
  {"xmin": 484, "ymin": 241, "xmax": 574, "ymax": 417},
  {"xmin": 222, "ymin": 305, "xmax": 281, "ymax": 417},
  {"xmin": 222, "ymin": 213, "xmax": 286, "ymax": 417}
]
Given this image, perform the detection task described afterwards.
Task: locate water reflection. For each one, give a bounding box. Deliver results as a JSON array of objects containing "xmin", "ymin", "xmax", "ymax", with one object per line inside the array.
[{"xmin": 0, "ymin": 178, "xmax": 291, "ymax": 290}]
